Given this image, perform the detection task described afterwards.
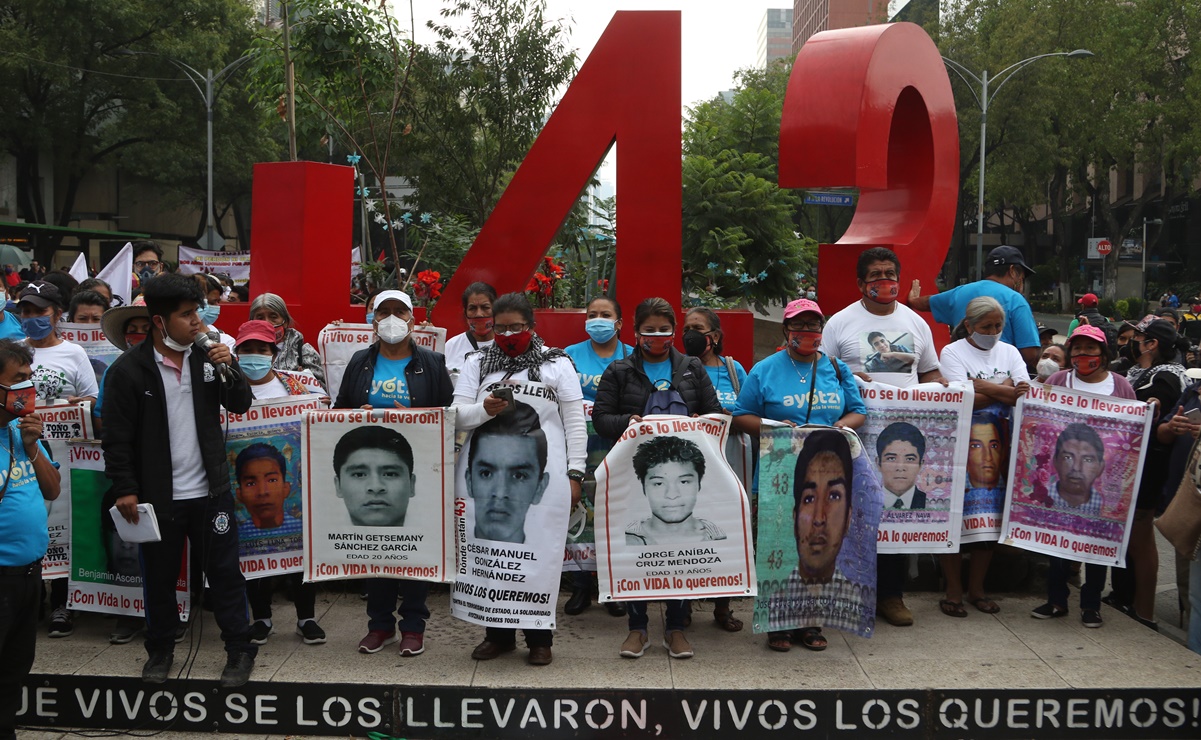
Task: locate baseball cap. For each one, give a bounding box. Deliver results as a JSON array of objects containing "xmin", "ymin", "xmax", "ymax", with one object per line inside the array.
[
  {"xmin": 783, "ymin": 298, "xmax": 822, "ymax": 320},
  {"xmin": 1138, "ymin": 318, "xmax": 1178, "ymax": 345},
  {"xmin": 371, "ymin": 289, "xmax": 413, "ymax": 312},
  {"xmin": 1066, "ymin": 325, "xmax": 1107, "ymax": 348},
  {"xmin": 18, "ymin": 280, "xmax": 63, "ymax": 310},
  {"xmin": 1037, "ymin": 322, "xmax": 1056, "ymax": 338},
  {"xmin": 235, "ymin": 320, "xmax": 278, "ymax": 348},
  {"xmin": 985, "ymin": 245, "xmax": 1035, "ymax": 275},
  {"xmin": 1077, "ymin": 293, "xmax": 1098, "ymax": 307}
]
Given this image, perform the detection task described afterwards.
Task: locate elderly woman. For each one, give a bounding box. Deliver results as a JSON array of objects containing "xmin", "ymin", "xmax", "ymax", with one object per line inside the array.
[
  {"xmin": 250, "ymin": 292, "xmax": 325, "ymax": 386},
  {"xmin": 938, "ymin": 295, "xmax": 1030, "ymax": 619}
]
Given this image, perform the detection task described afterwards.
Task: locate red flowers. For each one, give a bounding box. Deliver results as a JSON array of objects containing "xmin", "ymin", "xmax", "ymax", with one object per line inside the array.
[
  {"xmin": 412, "ymin": 269, "xmax": 443, "ymax": 306},
  {"xmin": 526, "ymin": 255, "xmax": 565, "ymax": 308}
]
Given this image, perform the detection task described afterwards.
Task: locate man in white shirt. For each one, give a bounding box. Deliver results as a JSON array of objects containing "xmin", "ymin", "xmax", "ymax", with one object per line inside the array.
[{"xmin": 822, "ymin": 247, "xmax": 945, "ymax": 629}]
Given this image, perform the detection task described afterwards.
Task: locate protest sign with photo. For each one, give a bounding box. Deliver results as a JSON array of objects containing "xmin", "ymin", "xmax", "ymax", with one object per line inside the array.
[
  {"xmin": 961, "ymin": 403, "xmax": 1014, "ymax": 544},
  {"xmin": 221, "ymin": 395, "xmax": 325, "ymax": 579},
  {"xmin": 451, "ymin": 381, "xmax": 571, "ymax": 630},
  {"xmin": 858, "ymin": 382, "xmax": 973, "ymax": 553},
  {"xmin": 304, "ymin": 407, "xmax": 456, "ymax": 584},
  {"xmin": 317, "ymin": 323, "xmax": 447, "ymax": 401},
  {"xmin": 1000, "ymin": 385, "xmax": 1150, "ymax": 566},
  {"xmin": 177, "ymin": 246, "xmax": 250, "ymax": 285},
  {"xmin": 593, "ymin": 414, "xmax": 755, "ymax": 603},
  {"xmin": 752, "ymin": 425, "xmax": 883, "ymax": 638},
  {"xmin": 58, "ymin": 323, "xmax": 121, "ymax": 387},
  {"xmin": 563, "ymin": 400, "xmax": 603, "ymax": 573},
  {"xmin": 39, "ymin": 401, "xmax": 94, "ymax": 579},
  {"xmin": 65, "ymin": 441, "xmax": 190, "ymax": 618}
]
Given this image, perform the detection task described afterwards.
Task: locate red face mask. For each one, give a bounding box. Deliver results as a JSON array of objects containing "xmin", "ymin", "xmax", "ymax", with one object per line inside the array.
[
  {"xmin": 787, "ymin": 331, "xmax": 822, "ymax": 354},
  {"xmin": 125, "ymin": 333, "xmax": 148, "ymax": 348},
  {"xmin": 0, "ymin": 380, "xmax": 36, "ymax": 417},
  {"xmin": 272, "ymin": 323, "xmax": 287, "ymax": 343},
  {"xmin": 638, "ymin": 333, "xmax": 674, "ymax": 355},
  {"xmin": 1071, "ymin": 355, "xmax": 1102, "ymax": 376},
  {"xmin": 467, "ymin": 316, "xmax": 493, "ymax": 337},
  {"xmin": 864, "ymin": 279, "xmax": 899, "ymax": 304},
  {"xmin": 495, "ymin": 330, "xmax": 532, "ymax": 357}
]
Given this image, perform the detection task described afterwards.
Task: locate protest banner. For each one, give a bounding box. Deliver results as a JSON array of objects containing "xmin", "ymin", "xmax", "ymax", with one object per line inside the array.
[
  {"xmin": 594, "ymin": 414, "xmax": 755, "ymax": 602},
  {"xmin": 1000, "ymin": 384, "xmax": 1150, "ymax": 566},
  {"xmin": 221, "ymin": 394, "xmax": 325, "ymax": 579},
  {"xmin": 65, "ymin": 441, "xmax": 190, "ymax": 618},
  {"xmin": 304, "ymin": 407, "xmax": 456, "ymax": 584},
  {"xmin": 960, "ymin": 403, "xmax": 1014, "ymax": 544},
  {"xmin": 177, "ymin": 246, "xmax": 251, "ymax": 285},
  {"xmin": 752, "ymin": 424, "xmax": 883, "ymax": 638},
  {"xmin": 563, "ymin": 400, "xmax": 602, "ymax": 573},
  {"xmin": 38, "ymin": 401, "xmax": 94, "ymax": 579},
  {"xmin": 858, "ymin": 382, "xmax": 973, "ymax": 553},
  {"xmin": 451, "ymin": 380, "xmax": 571, "ymax": 630},
  {"xmin": 57, "ymin": 323, "xmax": 121, "ymax": 387},
  {"xmin": 317, "ymin": 323, "xmax": 447, "ymax": 401}
]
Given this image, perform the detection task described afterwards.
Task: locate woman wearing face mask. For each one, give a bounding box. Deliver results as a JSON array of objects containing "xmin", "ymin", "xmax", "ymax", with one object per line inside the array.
[
  {"xmin": 593, "ymin": 297, "xmax": 723, "ymax": 660},
  {"xmin": 1035, "ymin": 344, "xmax": 1067, "ymax": 382},
  {"xmin": 937, "ymin": 296, "xmax": 1030, "ymax": 620},
  {"xmin": 562, "ymin": 296, "xmax": 632, "ymax": 618},
  {"xmin": 190, "ymin": 274, "xmax": 234, "ymax": 348},
  {"xmin": 442, "ymin": 282, "xmax": 498, "ymax": 381},
  {"xmin": 249, "ymin": 293, "xmax": 325, "ymax": 387},
  {"xmin": 453, "ymin": 292, "xmax": 586, "ymax": 666},
  {"xmin": 732, "ymin": 298, "xmax": 865, "ymax": 652}
]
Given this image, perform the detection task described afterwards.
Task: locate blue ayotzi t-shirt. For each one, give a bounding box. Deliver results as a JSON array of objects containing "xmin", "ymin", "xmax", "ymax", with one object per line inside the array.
[
  {"xmin": 565, "ymin": 340, "xmax": 633, "ymax": 402},
  {"xmin": 368, "ymin": 355, "xmax": 411, "ymax": 408},
  {"xmin": 0, "ymin": 421, "xmax": 56, "ymax": 566},
  {"xmin": 642, "ymin": 359, "xmax": 672, "ymax": 391},
  {"xmin": 733, "ymin": 351, "xmax": 865, "ymax": 426},
  {"xmin": 704, "ymin": 358, "xmax": 748, "ymax": 413}
]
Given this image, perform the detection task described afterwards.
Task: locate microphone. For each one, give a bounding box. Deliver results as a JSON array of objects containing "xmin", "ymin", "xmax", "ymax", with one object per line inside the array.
[{"xmin": 193, "ymin": 331, "xmax": 236, "ymax": 383}]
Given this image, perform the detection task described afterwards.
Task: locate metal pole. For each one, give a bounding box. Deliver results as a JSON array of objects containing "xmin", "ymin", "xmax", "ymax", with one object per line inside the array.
[
  {"xmin": 206, "ymin": 69, "xmax": 216, "ymax": 250},
  {"xmin": 282, "ymin": 0, "xmax": 298, "ymax": 161},
  {"xmin": 1142, "ymin": 219, "xmax": 1148, "ymax": 301},
  {"xmin": 975, "ymin": 70, "xmax": 988, "ymax": 281}
]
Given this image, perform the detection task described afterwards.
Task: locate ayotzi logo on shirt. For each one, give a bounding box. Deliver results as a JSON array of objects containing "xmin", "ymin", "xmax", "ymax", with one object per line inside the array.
[
  {"xmin": 203, "ymin": 363, "xmax": 216, "ymax": 383},
  {"xmin": 212, "ymin": 512, "xmax": 230, "ymax": 534}
]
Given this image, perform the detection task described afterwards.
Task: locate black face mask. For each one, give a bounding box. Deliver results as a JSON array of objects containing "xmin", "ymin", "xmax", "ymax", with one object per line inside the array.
[
  {"xmin": 682, "ymin": 329, "xmax": 710, "ymax": 357},
  {"xmin": 1121, "ymin": 340, "xmax": 1139, "ymax": 362}
]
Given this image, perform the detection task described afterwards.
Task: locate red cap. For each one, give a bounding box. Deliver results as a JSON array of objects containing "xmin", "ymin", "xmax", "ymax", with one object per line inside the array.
[
  {"xmin": 1077, "ymin": 293, "xmax": 1098, "ymax": 307},
  {"xmin": 783, "ymin": 298, "xmax": 823, "ymax": 319},
  {"xmin": 235, "ymin": 320, "xmax": 278, "ymax": 347}
]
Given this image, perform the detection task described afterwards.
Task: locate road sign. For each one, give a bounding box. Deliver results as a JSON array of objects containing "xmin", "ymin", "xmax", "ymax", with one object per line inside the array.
[
  {"xmin": 1096, "ymin": 239, "xmax": 1112, "ymax": 256},
  {"xmin": 803, "ymin": 191, "xmax": 854, "ymax": 207}
]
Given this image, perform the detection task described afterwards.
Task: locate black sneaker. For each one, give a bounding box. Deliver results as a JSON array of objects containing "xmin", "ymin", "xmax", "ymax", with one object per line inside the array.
[
  {"xmin": 1030, "ymin": 603, "xmax": 1068, "ymax": 619},
  {"xmin": 219, "ymin": 652, "xmax": 254, "ymax": 688},
  {"xmin": 48, "ymin": 608, "xmax": 74, "ymax": 637},
  {"xmin": 1081, "ymin": 609, "xmax": 1103, "ymax": 628},
  {"xmin": 296, "ymin": 621, "xmax": 326, "ymax": 645},
  {"xmin": 142, "ymin": 652, "xmax": 173, "ymax": 684},
  {"xmin": 174, "ymin": 623, "xmax": 188, "ymax": 643},
  {"xmin": 249, "ymin": 620, "xmax": 273, "ymax": 645}
]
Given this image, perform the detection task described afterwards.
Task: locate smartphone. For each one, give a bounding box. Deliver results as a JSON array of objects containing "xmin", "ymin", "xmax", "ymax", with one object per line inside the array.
[
  {"xmin": 492, "ymin": 386, "xmax": 515, "ymax": 415},
  {"xmin": 1184, "ymin": 408, "xmax": 1201, "ymax": 424}
]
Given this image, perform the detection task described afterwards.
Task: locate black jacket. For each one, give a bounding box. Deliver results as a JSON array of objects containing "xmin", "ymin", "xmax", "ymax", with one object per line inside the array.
[
  {"xmin": 334, "ymin": 342, "xmax": 454, "ymax": 410},
  {"xmin": 102, "ymin": 339, "xmax": 253, "ymax": 517},
  {"xmin": 592, "ymin": 348, "xmax": 722, "ymax": 441}
]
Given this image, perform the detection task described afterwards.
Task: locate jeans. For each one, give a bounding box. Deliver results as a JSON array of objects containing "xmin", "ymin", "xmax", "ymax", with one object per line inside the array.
[
  {"xmin": 365, "ymin": 578, "xmax": 430, "ymax": 634},
  {"xmin": 0, "ymin": 564, "xmax": 40, "ymax": 739},
  {"xmin": 1048, "ymin": 556, "xmax": 1105, "ymax": 610},
  {"xmin": 248, "ymin": 573, "xmax": 316, "ymax": 622},
  {"xmin": 1188, "ymin": 556, "xmax": 1200, "ymax": 655},
  {"xmin": 627, "ymin": 600, "xmax": 690, "ymax": 632}
]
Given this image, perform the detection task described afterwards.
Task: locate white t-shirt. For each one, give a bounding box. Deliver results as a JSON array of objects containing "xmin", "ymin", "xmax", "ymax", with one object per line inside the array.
[
  {"xmin": 249, "ymin": 377, "xmax": 290, "ymax": 400},
  {"xmin": 444, "ymin": 332, "xmax": 494, "ymax": 378},
  {"xmin": 938, "ymin": 339, "xmax": 1031, "ymax": 385},
  {"xmin": 822, "ymin": 301, "xmax": 939, "ymax": 388},
  {"xmin": 1064, "ymin": 372, "xmax": 1116, "ymax": 396},
  {"xmin": 154, "ymin": 347, "xmax": 209, "ymax": 500},
  {"xmin": 28, "ymin": 340, "xmax": 100, "ymax": 401}
]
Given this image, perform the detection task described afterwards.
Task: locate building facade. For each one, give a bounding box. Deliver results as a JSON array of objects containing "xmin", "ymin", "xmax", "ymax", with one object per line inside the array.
[
  {"xmin": 792, "ymin": 0, "xmax": 891, "ymax": 53},
  {"xmin": 757, "ymin": 8, "xmax": 795, "ymax": 68}
]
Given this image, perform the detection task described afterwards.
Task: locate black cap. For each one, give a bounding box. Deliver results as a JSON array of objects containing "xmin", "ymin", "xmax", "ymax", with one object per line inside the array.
[
  {"xmin": 1139, "ymin": 318, "xmax": 1178, "ymax": 345},
  {"xmin": 1037, "ymin": 322, "xmax": 1056, "ymax": 337},
  {"xmin": 986, "ymin": 245, "xmax": 1035, "ymax": 275},
  {"xmin": 17, "ymin": 280, "xmax": 63, "ymax": 310}
]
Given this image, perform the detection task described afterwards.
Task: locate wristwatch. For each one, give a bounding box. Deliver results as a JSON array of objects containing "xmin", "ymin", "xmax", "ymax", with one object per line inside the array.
[{"xmin": 567, "ymin": 469, "xmax": 585, "ymax": 482}]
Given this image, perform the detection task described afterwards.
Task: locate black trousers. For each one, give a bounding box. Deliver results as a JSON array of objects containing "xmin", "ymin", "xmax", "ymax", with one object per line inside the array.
[
  {"xmin": 877, "ymin": 554, "xmax": 907, "ymax": 599},
  {"xmin": 139, "ymin": 493, "xmax": 255, "ymax": 657},
  {"xmin": 485, "ymin": 627, "xmax": 552, "ymax": 648},
  {"xmin": 0, "ymin": 563, "xmax": 41, "ymax": 740},
  {"xmin": 248, "ymin": 573, "xmax": 316, "ymax": 622}
]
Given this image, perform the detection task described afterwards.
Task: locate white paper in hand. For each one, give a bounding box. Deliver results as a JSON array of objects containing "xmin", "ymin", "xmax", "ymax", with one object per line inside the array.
[{"xmin": 108, "ymin": 504, "xmax": 162, "ymax": 543}]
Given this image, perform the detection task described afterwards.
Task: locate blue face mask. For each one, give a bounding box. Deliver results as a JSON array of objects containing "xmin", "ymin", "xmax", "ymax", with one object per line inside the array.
[
  {"xmin": 21, "ymin": 315, "xmax": 54, "ymax": 340},
  {"xmin": 365, "ymin": 311, "xmax": 374, "ymax": 324},
  {"xmin": 238, "ymin": 353, "xmax": 273, "ymax": 381},
  {"xmin": 585, "ymin": 318, "xmax": 617, "ymax": 344},
  {"xmin": 198, "ymin": 300, "xmax": 221, "ymax": 326}
]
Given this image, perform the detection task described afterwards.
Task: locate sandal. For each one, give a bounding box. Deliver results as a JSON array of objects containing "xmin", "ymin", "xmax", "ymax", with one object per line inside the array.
[
  {"xmin": 714, "ymin": 608, "xmax": 744, "ymax": 632},
  {"xmin": 968, "ymin": 596, "xmax": 1000, "ymax": 614},
  {"xmin": 798, "ymin": 627, "xmax": 827, "ymax": 651},
  {"xmin": 767, "ymin": 630, "xmax": 792, "ymax": 652},
  {"xmin": 939, "ymin": 599, "xmax": 968, "ymax": 618}
]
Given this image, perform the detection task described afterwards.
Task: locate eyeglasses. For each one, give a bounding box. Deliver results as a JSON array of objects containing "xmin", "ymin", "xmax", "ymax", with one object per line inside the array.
[
  {"xmin": 134, "ymin": 260, "xmax": 162, "ymax": 270},
  {"xmin": 786, "ymin": 322, "xmax": 823, "ymax": 332},
  {"xmin": 493, "ymin": 322, "xmax": 528, "ymax": 334}
]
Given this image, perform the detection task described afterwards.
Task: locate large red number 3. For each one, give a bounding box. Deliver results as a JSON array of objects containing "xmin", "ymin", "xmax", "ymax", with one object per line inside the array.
[{"xmin": 779, "ymin": 23, "xmax": 959, "ymax": 345}]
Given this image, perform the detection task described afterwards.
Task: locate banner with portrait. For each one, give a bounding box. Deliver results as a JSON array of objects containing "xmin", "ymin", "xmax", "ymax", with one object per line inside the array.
[
  {"xmin": 66, "ymin": 441, "xmax": 191, "ymax": 618},
  {"xmin": 593, "ymin": 414, "xmax": 755, "ymax": 603},
  {"xmin": 58, "ymin": 323, "xmax": 121, "ymax": 388},
  {"xmin": 177, "ymin": 246, "xmax": 251, "ymax": 285},
  {"xmin": 751, "ymin": 424, "xmax": 883, "ymax": 638},
  {"xmin": 303, "ymin": 407, "xmax": 456, "ymax": 583},
  {"xmin": 38, "ymin": 401, "xmax": 95, "ymax": 579},
  {"xmin": 317, "ymin": 323, "xmax": 448, "ymax": 401},
  {"xmin": 563, "ymin": 400, "xmax": 604, "ymax": 573},
  {"xmin": 960, "ymin": 403, "xmax": 1015, "ymax": 544},
  {"xmin": 451, "ymin": 381, "xmax": 571, "ymax": 630},
  {"xmin": 999, "ymin": 385, "xmax": 1151, "ymax": 566},
  {"xmin": 858, "ymin": 382, "xmax": 973, "ymax": 553},
  {"xmin": 221, "ymin": 394, "xmax": 325, "ymax": 579}
]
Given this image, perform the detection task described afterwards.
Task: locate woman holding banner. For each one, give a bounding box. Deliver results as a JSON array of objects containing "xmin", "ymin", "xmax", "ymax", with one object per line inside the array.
[
  {"xmin": 1033, "ymin": 325, "xmax": 1135, "ymax": 628},
  {"xmin": 732, "ymin": 298, "xmax": 865, "ymax": 653},
  {"xmin": 937, "ymin": 296, "xmax": 1029, "ymax": 619},
  {"xmin": 249, "ymin": 293, "xmax": 325, "ymax": 387},
  {"xmin": 453, "ymin": 291, "xmax": 585, "ymax": 666}
]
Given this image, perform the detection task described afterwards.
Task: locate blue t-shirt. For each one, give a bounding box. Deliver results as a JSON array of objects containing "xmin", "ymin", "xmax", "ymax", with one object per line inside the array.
[
  {"xmin": 368, "ymin": 355, "xmax": 412, "ymax": 408},
  {"xmin": 0, "ymin": 310, "xmax": 24, "ymax": 341},
  {"xmin": 733, "ymin": 351, "xmax": 865, "ymax": 426},
  {"xmin": 565, "ymin": 340, "xmax": 633, "ymax": 402},
  {"xmin": 928, "ymin": 280, "xmax": 1040, "ymax": 351},
  {"xmin": 705, "ymin": 358, "xmax": 748, "ymax": 413},
  {"xmin": 0, "ymin": 421, "xmax": 56, "ymax": 566},
  {"xmin": 642, "ymin": 359, "xmax": 673, "ymax": 391}
]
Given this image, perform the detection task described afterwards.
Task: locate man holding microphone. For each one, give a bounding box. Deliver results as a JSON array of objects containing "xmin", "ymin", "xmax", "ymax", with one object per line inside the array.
[{"xmin": 103, "ymin": 274, "xmax": 256, "ymax": 687}]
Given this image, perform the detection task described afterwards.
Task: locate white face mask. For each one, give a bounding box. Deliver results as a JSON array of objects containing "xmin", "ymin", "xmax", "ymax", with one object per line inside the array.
[
  {"xmin": 156, "ymin": 317, "xmax": 192, "ymax": 352},
  {"xmin": 971, "ymin": 331, "xmax": 1001, "ymax": 350},
  {"xmin": 376, "ymin": 315, "xmax": 410, "ymax": 345},
  {"xmin": 1036, "ymin": 358, "xmax": 1060, "ymax": 380}
]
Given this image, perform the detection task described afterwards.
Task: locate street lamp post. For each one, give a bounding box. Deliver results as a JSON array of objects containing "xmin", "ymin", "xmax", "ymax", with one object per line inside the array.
[
  {"xmin": 1141, "ymin": 217, "xmax": 1163, "ymax": 301},
  {"xmin": 942, "ymin": 50, "xmax": 1094, "ymax": 280},
  {"xmin": 118, "ymin": 50, "xmax": 255, "ymax": 250}
]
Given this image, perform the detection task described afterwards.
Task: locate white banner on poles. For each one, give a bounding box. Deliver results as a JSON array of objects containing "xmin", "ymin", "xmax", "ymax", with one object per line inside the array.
[
  {"xmin": 317, "ymin": 323, "xmax": 447, "ymax": 401},
  {"xmin": 58, "ymin": 323, "xmax": 122, "ymax": 388},
  {"xmin": 177, "ymin": 246, "xmax": 251, "ymax": 285}
]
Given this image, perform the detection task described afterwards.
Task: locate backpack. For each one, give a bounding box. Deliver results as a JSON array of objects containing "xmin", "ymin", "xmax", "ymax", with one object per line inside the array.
[{"xmin": 643, "ymin": 389, "xmax": 689, "ymax": 416}]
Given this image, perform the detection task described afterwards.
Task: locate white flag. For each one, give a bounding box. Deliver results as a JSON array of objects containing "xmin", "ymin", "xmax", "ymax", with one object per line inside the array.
[
  {"xmin": 68, "ymin": 253, "xmax": 88, "ymax": 283},
  {"xmin": 97, "ymin": 242, "xmax": 133, "ymax": 305}
]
